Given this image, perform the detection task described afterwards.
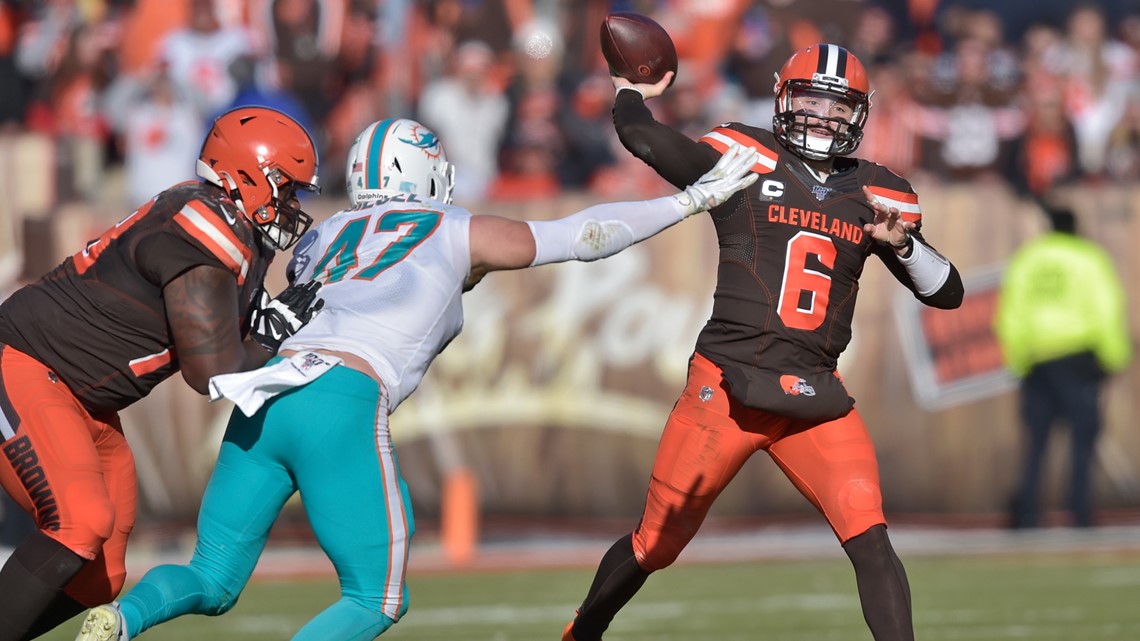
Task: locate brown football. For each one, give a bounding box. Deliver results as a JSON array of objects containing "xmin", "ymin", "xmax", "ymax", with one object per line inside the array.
[{"xmin": 600, "ymin": 12, "xmax": 678, "ymax": 86}]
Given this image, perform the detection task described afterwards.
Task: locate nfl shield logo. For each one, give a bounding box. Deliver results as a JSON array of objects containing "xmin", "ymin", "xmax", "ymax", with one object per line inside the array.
[{"xmin": 811, "ymin": 185, "xmax": 831, "ymax": 201}]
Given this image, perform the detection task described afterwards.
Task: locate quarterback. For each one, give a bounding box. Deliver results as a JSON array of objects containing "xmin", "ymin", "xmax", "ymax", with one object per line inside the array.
[{"xmin": 562, "ymin": 44, "xmax": 964, "ymax": 641}]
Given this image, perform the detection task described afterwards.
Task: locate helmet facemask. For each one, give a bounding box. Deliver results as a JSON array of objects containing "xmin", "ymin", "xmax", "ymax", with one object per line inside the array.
[
  {"xmin": 771, "ymin": 44, "xmax": 872, "ymax": 162},
  {"xmin": 251, "ymin": 167, "xmax": 319, "ymax": 250},
  {"xmin": 773, "ymin": 80, "xmax": 870, "ymax": 161}
]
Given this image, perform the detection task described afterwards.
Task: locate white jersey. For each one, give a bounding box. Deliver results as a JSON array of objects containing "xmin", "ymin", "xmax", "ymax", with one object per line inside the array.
[{"xmin": 281, "ymin": 194, "xmax": 472, "ymax": 410}]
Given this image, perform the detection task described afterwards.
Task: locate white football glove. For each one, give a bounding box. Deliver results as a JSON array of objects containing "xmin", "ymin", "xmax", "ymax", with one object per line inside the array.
[
  {"xmin": 673, "ymin": 142, "xmax": 761, "ymax": 216},
  {"xmin": 249, "ymin": 280, "xmax": 324, "ymax": 353}
]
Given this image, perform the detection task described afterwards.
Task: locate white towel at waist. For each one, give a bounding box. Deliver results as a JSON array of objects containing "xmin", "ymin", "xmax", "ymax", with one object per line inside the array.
[{"xmin": 208, "ymin": 351, "xmax": 343, "ymax": 417}]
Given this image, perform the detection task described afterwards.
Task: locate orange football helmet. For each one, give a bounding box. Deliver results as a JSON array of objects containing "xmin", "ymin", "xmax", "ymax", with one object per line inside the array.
[
  {"xmin": 772, "ymin": 44, "xmax": 871, "ymax": 160},
  {"xmin": 196, "ymin": 107, "xmax": 320, "ymax": 250}
]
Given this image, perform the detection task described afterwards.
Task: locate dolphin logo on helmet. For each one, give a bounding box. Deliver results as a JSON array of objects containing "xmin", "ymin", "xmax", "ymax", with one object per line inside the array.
[{"xmin": 399, "ymin": 129, "xmax": 444, "ymax": 158}]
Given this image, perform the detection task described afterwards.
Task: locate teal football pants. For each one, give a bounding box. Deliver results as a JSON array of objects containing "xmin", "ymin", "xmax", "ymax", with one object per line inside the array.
[{"xmin": 119, "ymin": 364, "xmax": 414, "ymax": 640}]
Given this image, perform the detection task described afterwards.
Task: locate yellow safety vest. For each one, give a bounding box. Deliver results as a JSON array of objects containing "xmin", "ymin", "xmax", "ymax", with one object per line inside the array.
[{"xmin": 994, "ymin": 232, "xmax": 1132, "ymax": 378}]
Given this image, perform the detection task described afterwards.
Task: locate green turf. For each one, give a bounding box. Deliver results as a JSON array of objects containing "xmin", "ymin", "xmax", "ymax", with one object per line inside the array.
[{"xmin": 39, "ymin": 552, "xmax": 1140, "ymax": 640}]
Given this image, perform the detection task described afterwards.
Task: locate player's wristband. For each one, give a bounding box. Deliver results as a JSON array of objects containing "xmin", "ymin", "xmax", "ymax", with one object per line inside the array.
[{"xmin": 895, "ymin": 238, "xmax": 951, "ymax": 296}]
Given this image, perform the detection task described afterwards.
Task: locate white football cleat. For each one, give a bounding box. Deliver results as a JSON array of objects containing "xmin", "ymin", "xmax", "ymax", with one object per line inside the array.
[{"xmin": 75, "ymin": 603, "xmax": 126, "ymax": 641}]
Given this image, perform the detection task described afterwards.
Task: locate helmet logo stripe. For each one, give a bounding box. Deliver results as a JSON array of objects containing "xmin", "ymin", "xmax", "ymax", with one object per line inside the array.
[
  {"xmin": 818, "ymin": 43, "xmax": 845, "ymax": 78},
  {"xmin": 367, "ymin": 119, "xmax": 396, "ymax": 190},
  {"xmin": 833, "ymin": 45, "xmax": 847, "ymax": 78},
  {"xmin": 816, "ymin": 45, "xmax": 829, "ymax": 76}
]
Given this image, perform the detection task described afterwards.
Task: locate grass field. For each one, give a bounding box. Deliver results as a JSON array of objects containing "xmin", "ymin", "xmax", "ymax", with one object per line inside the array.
[{"xmin": 36, "ymin": 549, "xmax": 1140, "ymax": 641}]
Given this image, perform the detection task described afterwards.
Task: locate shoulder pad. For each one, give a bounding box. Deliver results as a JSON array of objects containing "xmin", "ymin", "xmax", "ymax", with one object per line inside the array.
[
  {"xmin": 698, "ymin": 123, "xmax": 780, "ymax": 174},
  {"xmin": 171, "ymin": 194, "xmax": 256, "ymax": 284},
  {"xmin": 863, "ymin": 166, "xmax": 922, "ymax": 224}
]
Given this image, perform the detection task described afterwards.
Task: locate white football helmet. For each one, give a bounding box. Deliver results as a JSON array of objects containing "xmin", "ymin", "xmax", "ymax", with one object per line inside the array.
[{"xmin": 345, "ymin": 118, "xmax": 456, "ymax": 206}]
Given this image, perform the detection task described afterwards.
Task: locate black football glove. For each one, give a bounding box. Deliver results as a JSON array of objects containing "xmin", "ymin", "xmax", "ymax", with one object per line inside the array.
[{"xmin": 249, "ymin": 280, "xmax": 324, "ymax": 353}]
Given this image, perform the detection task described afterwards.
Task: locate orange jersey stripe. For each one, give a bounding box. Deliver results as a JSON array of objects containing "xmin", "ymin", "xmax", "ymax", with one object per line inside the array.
[
  {"xmin": 128, "ymin": 348, "xmax": 172, "ymax": 377},
  {"xmin": 699, "ymin": 128, "xmax": 779, "ymax": 174},
  {"xmin": 173, "ymin": 201, "xmax": 252, "ymax": 285},
  {"xmin": 865, "ymin": 185, "xmax": 922, "ymax": 223}
]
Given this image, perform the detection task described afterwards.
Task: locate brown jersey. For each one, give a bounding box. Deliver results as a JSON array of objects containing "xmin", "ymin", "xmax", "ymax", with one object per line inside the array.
[
  {"xmin": 0, "ymin": 182, "xmax": 271, "ymax": 414},
  {"xmin": 691, "ymin": 124, "xmax": 925, "ymax": 419},
  {"xmin": 612, "ymin": 90, "xmax": 949, "ymax": 421}
]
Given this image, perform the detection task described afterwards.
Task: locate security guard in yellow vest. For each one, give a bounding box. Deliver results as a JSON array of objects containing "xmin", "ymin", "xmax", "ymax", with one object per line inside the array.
[{"xmin": 995, "ymin": 206, "xmax": 1132, "ymax": 528}]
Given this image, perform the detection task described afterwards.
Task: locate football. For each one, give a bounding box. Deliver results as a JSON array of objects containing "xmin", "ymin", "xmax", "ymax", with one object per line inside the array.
[{"xmin": 599, "ymin": 12, "xmax": 678, "ymax": 86}]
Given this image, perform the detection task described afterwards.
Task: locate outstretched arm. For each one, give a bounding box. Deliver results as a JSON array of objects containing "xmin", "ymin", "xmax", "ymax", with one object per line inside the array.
[
  {"xmin": 613, "ymin": 72, "xmax": 722, "ymax": 189},
  {"xmin": 467, "ymin": 143, "xmax": 759, "ymax": 285}
]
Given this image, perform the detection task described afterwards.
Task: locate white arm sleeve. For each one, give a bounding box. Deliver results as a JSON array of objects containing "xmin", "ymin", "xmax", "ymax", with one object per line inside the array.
[
  {"xmin": 526, "ymin": 195, "xmax": 688, "ymax": 266},
  {"xmin": 896, "ymin": 239, "xmax": 952, "ymax": 296}
]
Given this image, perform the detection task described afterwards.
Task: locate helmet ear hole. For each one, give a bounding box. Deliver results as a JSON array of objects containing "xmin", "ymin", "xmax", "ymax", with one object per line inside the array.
[{"xmin": 237, "ymin": 170, "xmax": 258, "ymax": 187}]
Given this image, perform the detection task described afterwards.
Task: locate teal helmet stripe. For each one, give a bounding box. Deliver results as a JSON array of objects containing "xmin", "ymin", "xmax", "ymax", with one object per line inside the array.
[{"xmin": 366, "ymin": 119, "xmax": 397, "ymax": 189}]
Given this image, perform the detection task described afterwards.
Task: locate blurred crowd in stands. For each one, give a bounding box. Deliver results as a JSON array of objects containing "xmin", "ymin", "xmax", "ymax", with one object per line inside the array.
[{"xmin": 2, "ymin": 0, "xmax": 1140, "ymax": 210}]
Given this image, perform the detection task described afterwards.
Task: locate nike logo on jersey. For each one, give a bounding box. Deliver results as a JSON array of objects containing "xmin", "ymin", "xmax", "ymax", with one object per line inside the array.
[{"xmin": 220, "ymin": 205, "xmax": 238, "ymax": 226}]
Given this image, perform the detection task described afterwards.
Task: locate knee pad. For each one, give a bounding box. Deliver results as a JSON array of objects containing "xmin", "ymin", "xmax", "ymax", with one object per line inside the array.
[
  {"xmin": 306, "ymin": 596, "xmax": 398, "ymax": 639},
  {"xmin": 53, "ymin": 494, "xmax": 116, "ymax": 560},
  {"xmin": 831, "ymin": 479, "xmax": 885, "ymax": 544},
  {"xmin": 374, "ymin": 611, "xmax": 397, "ymax": 634},
  {"xmin": 632, "ymin": 526, "xmax": 684, "ymax": 572}
]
